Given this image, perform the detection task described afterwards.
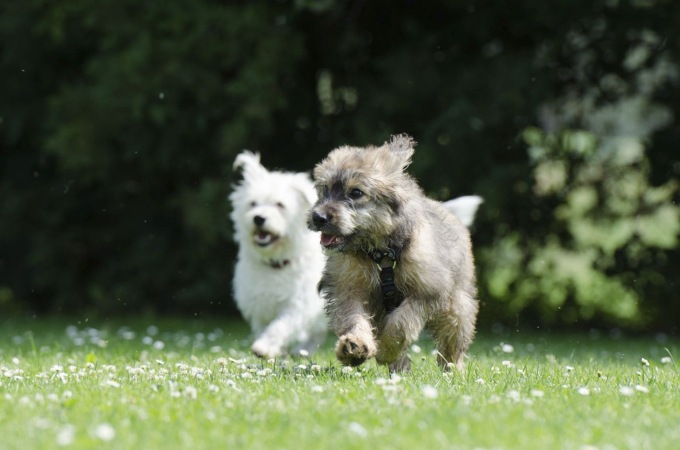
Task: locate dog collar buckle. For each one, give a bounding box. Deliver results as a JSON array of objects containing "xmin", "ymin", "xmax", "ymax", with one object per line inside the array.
[
  {"xmin": 364, "ymin": 247, "xmax": 404, "ymax": 313},
  {"xmin": 368, "ymin": 248, "xmax": 397, "ymax": 265}
]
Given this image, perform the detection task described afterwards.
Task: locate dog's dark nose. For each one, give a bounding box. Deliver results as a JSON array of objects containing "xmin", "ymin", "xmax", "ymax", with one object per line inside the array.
[
  {"xmin": 312, "ymin": 211, "xmax": 331, "ymax": 227},
  {"xmin": 253, "ymin": 215, "xmax": 266, "ymax": 227}
]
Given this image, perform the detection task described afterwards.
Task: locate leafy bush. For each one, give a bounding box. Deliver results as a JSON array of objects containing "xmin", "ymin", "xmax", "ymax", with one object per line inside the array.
[
  {"xmin": 484, "ymin": 127, "xmax": 679, "ymax": 327},
  {"xmin": 1, "ymin": 1, "xmax": 679, "ymax": 331},
  {"xmin": 482, "ymin": 19, "xmax": 680, "ymax": 328}
]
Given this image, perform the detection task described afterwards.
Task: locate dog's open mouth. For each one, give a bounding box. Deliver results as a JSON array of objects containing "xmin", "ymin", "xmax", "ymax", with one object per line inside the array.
[
  {"xmin": 320, "ymin": 233, "xmax": 345, "ymax": 249},
  {"xmin": 254, "ymin": 231, "xmax": 279, "ymax": 247}
]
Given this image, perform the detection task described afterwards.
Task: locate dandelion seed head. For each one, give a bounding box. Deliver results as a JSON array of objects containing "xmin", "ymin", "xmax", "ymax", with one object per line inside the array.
[
  {"xmin": 640, "ymin": 358, "xmax": 649, "ymax": 367},
  {"xmin": 507, "ymin": 390, "xmax": 521, "ymax": 401},
  {"xmin": 93, "ymin": 423, "xmax": 115, "ymax": 441},
  {"xmin": 635, "ymin": 385, "xmax": 649, "ymax": 393},
  {"xmin": 121, "ymin": 330, "xmax": 136, "ymax": 340},
  {"xmin": 184, "ymin": 386, "xmax": 198, "ymax": 399},
  {"xmin": 298, "ymin": 349, "xmax": 309, "ymax": 357},
  {"xmin": 341, "ymin": 366, "xmax": 354, "ymax": 375},
  {"xmin": 530, "ymin": 389, "xmax": 544, "ymax": 398},
  {"xmin": 411, "ymin": 344, "xmax": 422, "ymax": 354},
  {"xmin": 501, "ymin": 343, "xmax": 514, "ymax": 353},
  {"xmin": 56, "ymin": 425, "xmax": 75, "ymax": 446},
  {"xmin": 347, "ymin": 422, "xmax": 367, "ymax": 437},
  {"xmin": 660, "ymin": 356, "xmax": 672, "ymax": 364},
  {"xmin": 422, "ymin": 385, "xmax": 438, "ymax": 399},
  {"xmin": 577, "ymin": 387, "xmax": 590, "ymax": 396},
  {"xmin": 311, "ymin": 385, "xmax": 324, "ymax": 393},
  {"xmin": 619, "ymin": 386, "xmax": 635, "ymax": 396}
]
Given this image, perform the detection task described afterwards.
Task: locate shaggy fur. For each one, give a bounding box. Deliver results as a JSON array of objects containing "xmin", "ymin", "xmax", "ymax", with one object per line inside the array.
[
  {"xmin": 230, "ymin": 151, "xmax": 327, "ymax": 358},
  {"xmin": 307, "ymin": 135, "xmax": 480, "ymax": 371}
]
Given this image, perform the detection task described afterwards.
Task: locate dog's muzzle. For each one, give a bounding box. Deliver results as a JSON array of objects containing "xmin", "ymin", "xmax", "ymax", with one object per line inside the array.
[
  {"xmin": 309, "ymin": 209, "xmax": 347, "ymax": 249},
  {"xmin": 251, "ymin": 216, "xmax": 279, "ymax": 247},
  {"xmin": 311, "ymin": 211, "xmax": 331, "ymax": 228}
]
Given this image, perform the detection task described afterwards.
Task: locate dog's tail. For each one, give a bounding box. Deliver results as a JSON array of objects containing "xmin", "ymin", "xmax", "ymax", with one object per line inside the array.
[{"xmin": 442, "ymin": 195, "xmax": 483, "ymax": 227}]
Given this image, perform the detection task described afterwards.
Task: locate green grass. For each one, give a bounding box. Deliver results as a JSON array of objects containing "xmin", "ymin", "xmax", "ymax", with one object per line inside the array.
[{"xmin": 1, "ymin": 317, "xmax": 678, "ymax": 450}]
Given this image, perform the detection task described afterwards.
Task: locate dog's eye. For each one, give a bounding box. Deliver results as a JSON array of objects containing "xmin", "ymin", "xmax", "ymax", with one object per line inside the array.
[
  {"xmin": 349, "ymin": 188, "xmax": 364, "ymax": 199},
  {"xmin": 276, "ymin": 202, "xmax": 285, "ymax": 209},
  {"xmin": 250, "ymin": 201, "xmax": 257, "ymax": 207}
]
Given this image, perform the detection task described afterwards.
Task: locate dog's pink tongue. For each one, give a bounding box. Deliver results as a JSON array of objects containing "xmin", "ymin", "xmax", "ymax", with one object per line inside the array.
[{"xmin": 320, "ymin": 233, "xmax": 337, "ymax": 247}]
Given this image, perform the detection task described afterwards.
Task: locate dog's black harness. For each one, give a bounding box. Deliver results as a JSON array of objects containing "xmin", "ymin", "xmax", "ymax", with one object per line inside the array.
[{"xmin": 365, "ymin": 246, "xmax": 405, "ymax": 314}]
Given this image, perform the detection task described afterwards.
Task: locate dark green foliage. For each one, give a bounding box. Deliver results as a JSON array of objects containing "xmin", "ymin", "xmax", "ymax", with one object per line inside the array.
[{"xmin": 1, "ymin": 0, "xmax": 678, "ymax": 331}]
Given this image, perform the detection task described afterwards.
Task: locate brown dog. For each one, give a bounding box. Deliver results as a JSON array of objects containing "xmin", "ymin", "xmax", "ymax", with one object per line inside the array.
[{"xmin": 308, "ymin": 135, "xmax": 479, "ymax": 371}]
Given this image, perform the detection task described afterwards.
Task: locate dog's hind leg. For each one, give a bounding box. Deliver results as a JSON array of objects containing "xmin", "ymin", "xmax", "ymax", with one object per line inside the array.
[
  {"xmin": 388, "ymin": 354, "xmax": 411, "ymax": 373},
  {"xmin": 251, "ymin": 309, "xmax": 310, "ymax": 358},
  {"xmin": 428, "ymin": 292, "xmax": 478, "ymax": 371}
]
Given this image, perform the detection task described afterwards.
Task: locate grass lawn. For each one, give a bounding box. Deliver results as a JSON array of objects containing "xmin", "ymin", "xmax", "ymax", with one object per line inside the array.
[{"xmin": 0, "ymin": 316, "xmax": 678, "ymax": 450}]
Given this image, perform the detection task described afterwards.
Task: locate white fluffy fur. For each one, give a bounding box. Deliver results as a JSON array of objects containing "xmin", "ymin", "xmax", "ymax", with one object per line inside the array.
[
  {"xmin": 229, "ymin": 151, "xmax": 327, "ymax": 358},
  {"xmin": 442, "ymin": 195, "xmax": 483, "ymax": 228}
]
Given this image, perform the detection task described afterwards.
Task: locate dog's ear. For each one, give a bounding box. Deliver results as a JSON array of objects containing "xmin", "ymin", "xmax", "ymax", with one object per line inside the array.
[
  {"xmin": 385, "ymin": 134, "xmax": 416, "ymax": 173},
  {"xmin": 233, "ymin": 151, "xmax": 268, "ymax": 183},
  {"xmin": 291, "ymin": 173, "xmax": 318, "ymax": 207}
]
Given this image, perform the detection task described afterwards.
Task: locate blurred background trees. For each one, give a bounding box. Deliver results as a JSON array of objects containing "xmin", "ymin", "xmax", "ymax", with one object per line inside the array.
[{"xmin": 1, "ymin": 0, "xmax": 678, "ymax": 332}]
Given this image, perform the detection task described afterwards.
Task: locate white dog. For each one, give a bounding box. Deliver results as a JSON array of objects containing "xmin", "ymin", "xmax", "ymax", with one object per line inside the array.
[{"xmin": 229, "ymin": 151, "xmax": 327, "ymax": 358}]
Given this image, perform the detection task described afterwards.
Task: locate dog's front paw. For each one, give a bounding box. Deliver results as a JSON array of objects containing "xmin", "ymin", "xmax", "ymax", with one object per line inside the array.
[
  {"xmin": 335, "ymin": 334, "xmax": 376, "ymax": 367},
  {"xmin": 251, "ymin": 340, "xmax": 282, "ymax": 359}
]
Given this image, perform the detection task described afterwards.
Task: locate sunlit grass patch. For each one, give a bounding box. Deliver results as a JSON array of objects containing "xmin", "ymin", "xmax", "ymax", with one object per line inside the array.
[{"xmin": 1, "ymin": 317, "xmax": 679, "ymax": 450}]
